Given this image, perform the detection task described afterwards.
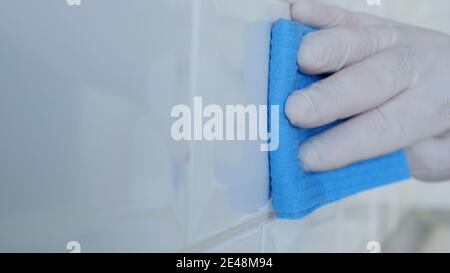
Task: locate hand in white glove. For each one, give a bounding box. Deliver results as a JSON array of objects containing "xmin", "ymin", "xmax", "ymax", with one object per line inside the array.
[{"xmin": 285, "ymin": 0, "xmax": 450, "ymax": 181}]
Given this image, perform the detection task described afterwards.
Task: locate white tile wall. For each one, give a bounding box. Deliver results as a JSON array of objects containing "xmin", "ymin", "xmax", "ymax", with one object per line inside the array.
[{"xmin": 2, "ymin": 0, "xmax": 450, "ymax": 252}]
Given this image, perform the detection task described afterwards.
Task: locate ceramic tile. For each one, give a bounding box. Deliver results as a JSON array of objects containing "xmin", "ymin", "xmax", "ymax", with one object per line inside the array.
[
  {"xmin": 0, "ymin": 0, "xmax": 190, "ymax": 251},
  {"xmin": 186, "ymin": 0, "xmax": 290, "ymax": 246}
]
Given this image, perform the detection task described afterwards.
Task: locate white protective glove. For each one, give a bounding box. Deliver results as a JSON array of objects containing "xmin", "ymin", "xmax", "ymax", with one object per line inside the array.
[{"xmin": 284, "ymin": 0, "xmax": 450, "ymax": 182}]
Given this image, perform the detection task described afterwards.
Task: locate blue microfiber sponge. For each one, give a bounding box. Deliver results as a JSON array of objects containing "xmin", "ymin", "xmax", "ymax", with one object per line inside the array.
[{"xmin": 269, "ymin": 19, "xmax": 411, "ymax": 219}]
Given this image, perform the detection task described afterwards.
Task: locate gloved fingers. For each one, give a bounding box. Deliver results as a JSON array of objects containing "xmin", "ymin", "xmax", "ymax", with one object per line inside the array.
[
  {"xmin": 288, "ymin": 0, "xmax": 390, "ymax": 29},
  {"xmin": 286, "ymin": 46, "xmax": 419, "ymax": 128},
  {"xmin": 298, "ymin": 26, "xmax": 398, "ymax": 74},
  {"xmin": 407, "ymin": 135, "xmax": 450, "ymax": 182},
  {"xmin": 297, "ymin": 89, "xmax": 450, "ymax": 172}
]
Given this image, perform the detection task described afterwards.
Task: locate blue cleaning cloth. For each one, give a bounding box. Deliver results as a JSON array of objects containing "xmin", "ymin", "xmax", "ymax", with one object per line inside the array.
[{"xmin": 269, "ymin": 19, "xmax": 411, "ymax": 219}]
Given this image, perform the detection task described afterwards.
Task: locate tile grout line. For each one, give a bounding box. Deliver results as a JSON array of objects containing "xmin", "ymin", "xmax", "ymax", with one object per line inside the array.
[
  {"xmin": 182, "ymin": 210, "xmax": 276, "ymax": 252},
  {"xmin": 259, "ymin": 219, "xmax": 264, "ymax": 253}
]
